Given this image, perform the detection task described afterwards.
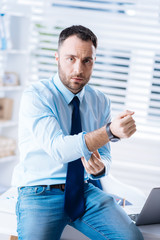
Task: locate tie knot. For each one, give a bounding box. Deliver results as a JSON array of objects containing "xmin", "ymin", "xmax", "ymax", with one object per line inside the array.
[{"xmin": 71, "ymin": 96, "xmax": 80, "ymax": 109}]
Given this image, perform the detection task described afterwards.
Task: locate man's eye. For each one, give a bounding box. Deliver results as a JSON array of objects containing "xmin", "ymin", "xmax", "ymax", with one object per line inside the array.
[
  {"xmin": 68, "ymin": 57, "xmax": 74, "ymax": 61},
  {"xmin": 84, "ymin": 59, "xmax": 92, "ymax": 64}
]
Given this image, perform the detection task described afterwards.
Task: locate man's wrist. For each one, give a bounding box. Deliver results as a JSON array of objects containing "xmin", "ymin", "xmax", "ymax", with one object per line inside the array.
[
  {"xmin": 106, "ymin": 122, "xmax": 120, "ymax": 142},
  {"xmin": 85, "ymin": 126, "xmax": 110, "ymax": 152},
  {"xmin": 91, "ymin": 167, "xmax": 105, "ymax": 177}
]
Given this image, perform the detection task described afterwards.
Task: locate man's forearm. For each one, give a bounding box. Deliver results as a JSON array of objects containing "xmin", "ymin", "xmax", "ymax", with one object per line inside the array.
[
  {"xmin": 85, "ymin": 110, "xmax": 136, "ymax": 153},
  {"xmin": 85, "ymin": 125, "xmax": 109, "ymax": 152}
]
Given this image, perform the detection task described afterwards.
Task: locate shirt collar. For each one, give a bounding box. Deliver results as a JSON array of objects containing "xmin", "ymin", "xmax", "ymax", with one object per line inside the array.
[{"xmin": 53, "ymin": 73, "xmax": 85, "ymax": 104}]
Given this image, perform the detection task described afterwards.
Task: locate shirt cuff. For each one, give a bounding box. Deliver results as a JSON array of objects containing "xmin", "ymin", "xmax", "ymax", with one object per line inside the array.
[
  {"xmin": 89, "ymin": 168, "xmax": 106, "ymax": 180},
  {"xmin": 81, "ymin": 132, "xmax": 92, "ymax": 161},
  {"xmin": 89, "ymin": 158, "xmax": 111, "ymax": 180}
]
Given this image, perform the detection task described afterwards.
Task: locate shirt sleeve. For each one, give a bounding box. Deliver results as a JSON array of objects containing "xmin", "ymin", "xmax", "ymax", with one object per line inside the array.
[
  {"xmin": 88, "ymin": 95, "xmax": 112, "ymax": 179},
  {"xmin": 19, "ymin": 88, "xmax": 92, "ymax": 164}
]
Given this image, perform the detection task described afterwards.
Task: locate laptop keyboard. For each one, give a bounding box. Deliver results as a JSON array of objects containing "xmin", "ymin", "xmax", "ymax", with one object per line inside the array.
[{"xmin": 128, "ymin": 214, "xmax": 139, "ymax": 223}]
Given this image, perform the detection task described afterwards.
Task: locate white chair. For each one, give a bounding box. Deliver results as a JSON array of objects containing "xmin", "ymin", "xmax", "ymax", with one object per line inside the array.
[
  {"xmin": 101, "ymin": 174, "xmax": 146, "ymax": 206},
  {"xmin": 0, "ymin": 174, "xmax": 146, "ymax": 240}
]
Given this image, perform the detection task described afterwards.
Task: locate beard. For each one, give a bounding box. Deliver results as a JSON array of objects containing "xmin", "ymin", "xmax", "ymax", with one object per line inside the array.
[{"xmin": 58, "ymin": 62, "xmax": 91, "ymax": 94}]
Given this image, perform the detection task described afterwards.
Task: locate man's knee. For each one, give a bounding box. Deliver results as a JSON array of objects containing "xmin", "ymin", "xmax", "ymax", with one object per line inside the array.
[{"xmin": 128, "ymin": 222, "xmax": 144, "ymax": 240}]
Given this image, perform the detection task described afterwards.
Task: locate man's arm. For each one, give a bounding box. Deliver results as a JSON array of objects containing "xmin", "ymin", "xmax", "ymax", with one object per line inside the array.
[
  {"xmin": 22, "ymin": 87, "xmax": 135, "ymax": 166},
  {"xmin": 85, "ymin": 110, "xmax": 136, "ymax": 152},
  {"xmin": 83, "ymin": 110, "xmax": 136, "ymax": 176}
]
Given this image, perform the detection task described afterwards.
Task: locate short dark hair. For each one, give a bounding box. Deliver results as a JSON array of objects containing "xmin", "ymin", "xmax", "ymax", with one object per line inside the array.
[{"xmin": 58, "ymin": 25, "xmax": 98, "ymax": 49}]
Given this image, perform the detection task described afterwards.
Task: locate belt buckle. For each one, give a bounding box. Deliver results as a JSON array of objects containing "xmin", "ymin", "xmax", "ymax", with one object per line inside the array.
[{"xmin": 60, "ymin": 184, "xmax": 65, "ymax": 191}]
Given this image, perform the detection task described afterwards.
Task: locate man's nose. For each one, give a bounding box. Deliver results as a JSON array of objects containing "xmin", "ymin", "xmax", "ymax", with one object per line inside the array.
[{"xmin": 74, "ymin": 61, "xmax": 83, "ymax": 74}]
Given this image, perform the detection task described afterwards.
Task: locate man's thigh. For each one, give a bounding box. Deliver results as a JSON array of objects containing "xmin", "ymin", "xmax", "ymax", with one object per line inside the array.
[
  {"xmin": 16, "ymin": 186, "xmax": 68, "ymax": 240},
  {"xmin": 71, "ymin": 183, "xmax": 143, "ymax": 240}
]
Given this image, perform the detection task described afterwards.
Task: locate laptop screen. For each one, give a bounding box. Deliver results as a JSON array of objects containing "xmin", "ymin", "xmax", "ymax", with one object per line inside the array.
[{"xmin": 136, "ymin": 187, "xmax": 160, "ymax": 226}]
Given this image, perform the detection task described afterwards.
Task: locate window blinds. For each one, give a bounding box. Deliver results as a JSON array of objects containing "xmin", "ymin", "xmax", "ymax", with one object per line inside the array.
[{"xmin": 14, "ymin": 0, "xmax": 160, "ymax": 139}]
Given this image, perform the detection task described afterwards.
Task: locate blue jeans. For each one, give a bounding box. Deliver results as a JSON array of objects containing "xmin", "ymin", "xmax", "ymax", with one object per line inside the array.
[{"xmin": 16, "ymin": 183, "xmax": 144, "ymax": 240}]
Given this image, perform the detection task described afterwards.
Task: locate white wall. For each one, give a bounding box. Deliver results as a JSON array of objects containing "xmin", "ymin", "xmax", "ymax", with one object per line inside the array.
[{"xmin": 110, "ymin": 136, "xmax": 160, "ymax": 196}]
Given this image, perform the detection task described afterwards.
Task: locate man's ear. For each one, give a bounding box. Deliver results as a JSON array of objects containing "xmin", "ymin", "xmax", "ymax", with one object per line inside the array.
[{"xmin": 55, "ymin": 52, "xmax": 59, "ymax": 64}]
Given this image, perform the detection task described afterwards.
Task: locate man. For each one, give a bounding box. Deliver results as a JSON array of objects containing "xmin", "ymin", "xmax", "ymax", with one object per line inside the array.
[{"xmin": 12, "ymin": 25, "xmax": 143, "ymax": 240}]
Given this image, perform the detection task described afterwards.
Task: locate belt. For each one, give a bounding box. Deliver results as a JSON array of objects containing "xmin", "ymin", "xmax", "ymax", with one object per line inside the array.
[
  {"xmin": 19, "ymin": 184, "xmax": 66, "ymax": 192},
  {"xmin": 50, "ymin": 184, "xmax": 65, "ymax": 191},
  {"xmin": 43, "ymin": 181, "xmax": 88, "ymax": 192}
]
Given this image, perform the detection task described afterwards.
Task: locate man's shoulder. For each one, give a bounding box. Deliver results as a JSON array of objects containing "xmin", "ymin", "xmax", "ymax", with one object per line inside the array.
[
  {"xmin": 24, "ymin": 76, "xmax": 57, "ymax": 96},
  {"xmin": 85, "ymin": 84, "xmax": 110, "ymax": 103}
]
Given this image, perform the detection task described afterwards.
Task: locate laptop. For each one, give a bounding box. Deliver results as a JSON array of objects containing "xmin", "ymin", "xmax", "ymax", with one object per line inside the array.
[{"xmin": 129, "ymin": 187, "xmax": 160, "ymax": 226}]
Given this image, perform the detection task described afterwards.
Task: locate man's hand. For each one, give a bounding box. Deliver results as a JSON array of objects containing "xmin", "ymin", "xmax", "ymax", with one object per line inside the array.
[
  {"xmin": 110, "ymin": 110, "xmax": 136, "ymax": 139},
  {"xmin": 81, "ymin": 150, "xmax": 105, "ymax": 176}
]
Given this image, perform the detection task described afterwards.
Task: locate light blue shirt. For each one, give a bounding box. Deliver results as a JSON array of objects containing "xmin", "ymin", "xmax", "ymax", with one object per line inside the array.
[{"xmin": 12, "ymin": 73, "xmax": 111, "ymax": 187}]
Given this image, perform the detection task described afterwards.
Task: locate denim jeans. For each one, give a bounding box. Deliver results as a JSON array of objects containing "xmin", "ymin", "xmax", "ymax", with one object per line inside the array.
[{"xmin": 16, "ymin": 183, "xmax": 144, "ymax": 240}]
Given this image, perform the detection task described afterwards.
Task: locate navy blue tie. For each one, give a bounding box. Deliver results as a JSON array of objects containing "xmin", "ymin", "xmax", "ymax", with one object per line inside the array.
[
  {"xmin": 88, "ymin": 179, "xmax": 102, "ymax": 190},
  {"xmin": 64, "ymin": 96, "xmax": 85, "ymax": 221}
]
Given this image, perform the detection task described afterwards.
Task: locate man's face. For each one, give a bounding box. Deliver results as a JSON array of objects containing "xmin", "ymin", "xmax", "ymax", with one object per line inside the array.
[{"xmin": 55, "ymin": 35, "xmax": 96, "ymax": 94}]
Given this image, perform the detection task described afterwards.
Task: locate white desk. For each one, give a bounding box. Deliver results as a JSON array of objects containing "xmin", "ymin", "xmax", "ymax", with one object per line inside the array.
[
  {"xmin": 0, "ymin": 188, "xmax": 159, "ymax": 240},
  {"xmin": 138, "ymin": 224, "xmax": 160, "ymax": 240}
]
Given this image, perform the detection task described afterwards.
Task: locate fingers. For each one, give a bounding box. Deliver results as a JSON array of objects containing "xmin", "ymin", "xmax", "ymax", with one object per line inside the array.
[
  {"xmin": 110, "ymin": 110, "xmax": 136, "ymax": 139},
  {"xmin": 81, "ymin": 156, "xmax": 95, "ymax": 174},
  {"xmin": 120, "ymin": 114, "xmax": 135, "ymax": 125},
  {"xmin": 128, "ymin": 125, "xmax": 136, "ymax": 137},
  {"xmin": 119, "ymin": 115, "xmax": 136, "ymax": 138},
  {"xmin": 121, "ymin": 115, "xmax": 136, "ymax": 130},
  {"xmin": 81, "ymin": 151, "xmax": 105, "ymax": 175},
  {"xmin": 92, "ymin": 149, "xmax": 101, "ymax": 161},
  {"xmin": 118, "ymin": 110, "xmax": 134, "ymax": 119}
]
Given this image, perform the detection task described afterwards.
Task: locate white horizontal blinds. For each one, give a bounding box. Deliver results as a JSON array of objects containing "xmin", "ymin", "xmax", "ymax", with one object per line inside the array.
[
  {"xmin": 20, "ymin": 0, "xmax": 160, "ymax": 139},
  {"xmin": 22, "ymin": 1, "xmax": 55, "ymax": 82},
  {"xmin": 29, "ymin": 24, "xmax": 60, "ymax": 82},
  {"xmin": 91, "ymin": 48, "xmax": 130, "ymax": 113},
  {"xmin": 52, "ymin": 0, "xmax": 135, "ymax": 12},
  {"xmin": 28, "ymin": 0, "xmax": 133, "ymax": 112},
  {"xmin": 148, "ymin": 54, "xmax": 160, "ymax": 125},
  {"xmin": 29, "ymin": 24, "xmax": 129, "ymax": 114}
]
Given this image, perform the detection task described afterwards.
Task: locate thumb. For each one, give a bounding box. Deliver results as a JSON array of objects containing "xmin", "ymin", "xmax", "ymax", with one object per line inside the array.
[
  {"xmin": 93, "ymin": 150, "xmax": 100, "ymax": 159},
  {"xmin": 117, "ymin": 110, "xmax": 134, "ymax": 119}
]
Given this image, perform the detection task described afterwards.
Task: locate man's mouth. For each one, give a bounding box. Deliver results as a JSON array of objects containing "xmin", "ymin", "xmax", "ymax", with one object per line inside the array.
[{"xmin": 71, "ymin": 77, "xmax": 83, "ymax": 81}]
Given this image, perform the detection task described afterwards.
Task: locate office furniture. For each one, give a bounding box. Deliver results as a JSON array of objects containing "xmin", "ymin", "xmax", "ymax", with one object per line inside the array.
[{"xmin": 0, "ymin": 174, "xmax": 149, "ymax": 240}]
